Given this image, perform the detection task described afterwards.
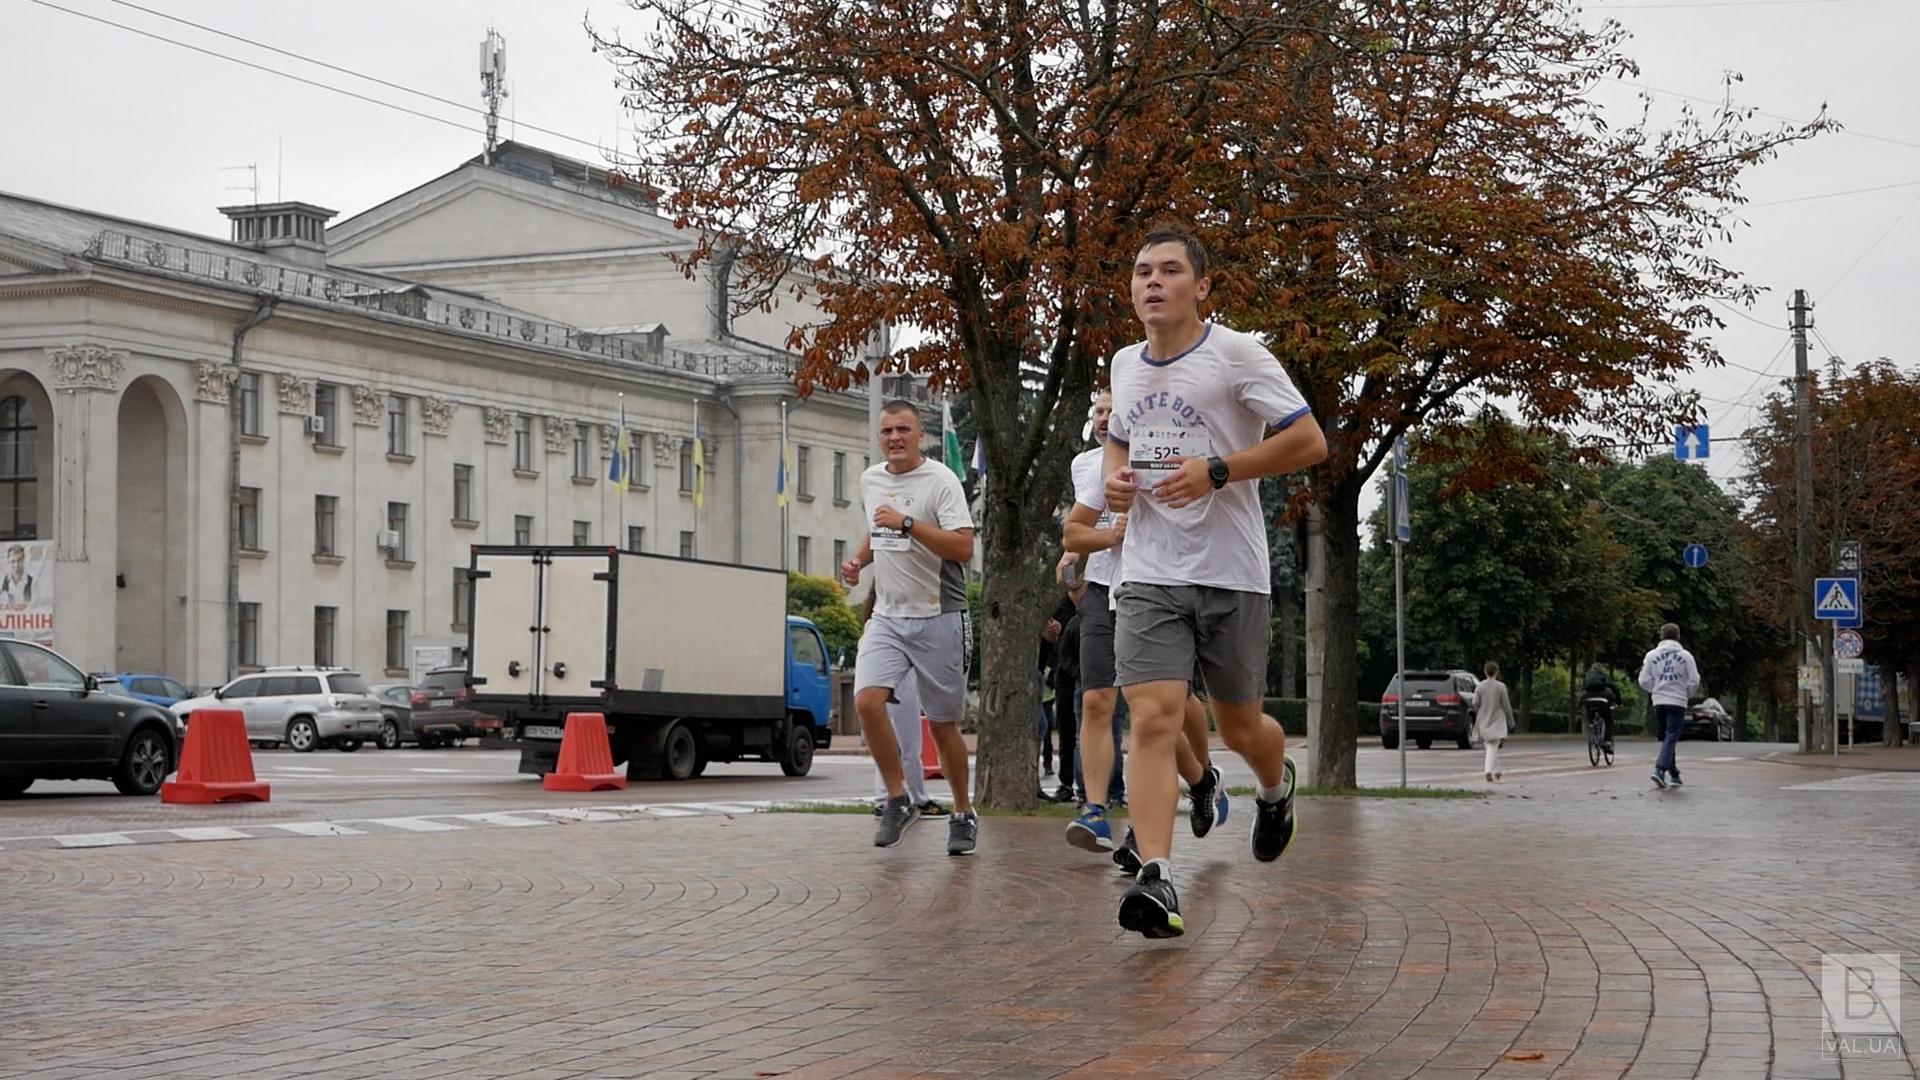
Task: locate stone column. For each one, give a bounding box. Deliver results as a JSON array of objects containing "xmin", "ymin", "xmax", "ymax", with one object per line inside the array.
[{"xmin": 46, "ymin": 345, "xmax": 128, "ymax": 668}]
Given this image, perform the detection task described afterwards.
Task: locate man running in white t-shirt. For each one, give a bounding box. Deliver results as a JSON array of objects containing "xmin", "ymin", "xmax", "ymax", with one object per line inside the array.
[
  {"xmin": 1103, "ymin": 224, "xmax": 1328, "ymax": 938},
  {"xmin": 1060, "ymin": 391, "xmax": 1230, "ymax": 873},
  {"xmin": 842, "ymin": 401, "xmax": 980, "ymax": 854}
]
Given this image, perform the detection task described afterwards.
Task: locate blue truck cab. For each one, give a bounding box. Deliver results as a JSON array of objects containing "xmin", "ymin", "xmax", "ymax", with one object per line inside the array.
[{"xmin": 784, "ymin": 615, "xmax": 834, "ymax": 771}]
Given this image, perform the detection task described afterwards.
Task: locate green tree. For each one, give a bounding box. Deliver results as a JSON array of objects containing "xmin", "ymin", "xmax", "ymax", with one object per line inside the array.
[{"xmin": 787, "ymin": 573, "xmax": 862, "ymax": 666}]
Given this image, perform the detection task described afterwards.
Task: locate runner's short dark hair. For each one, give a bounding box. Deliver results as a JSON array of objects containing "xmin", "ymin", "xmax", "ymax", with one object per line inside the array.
[
  {"xmin": 1137, "ymin": 223, "xmax": 1208, "ymax": 279},
  {"xmin": 879, "ymin": 399, "xmax": 921, "ymax": 421}
]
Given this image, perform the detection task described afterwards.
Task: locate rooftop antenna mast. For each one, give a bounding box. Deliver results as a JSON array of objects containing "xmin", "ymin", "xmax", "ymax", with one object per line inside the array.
[
  {"xmin": 221, "ymin": 164, "xmax": 260, "ymax": 207},
  {"xmin": 480, "ymin": 28, "xmax": 509, "ymax": 165}
]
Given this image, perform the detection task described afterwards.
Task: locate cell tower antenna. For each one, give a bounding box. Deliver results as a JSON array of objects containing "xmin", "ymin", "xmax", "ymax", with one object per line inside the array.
[{"xmin": 479, "ymin": 28, "xmax": 509, "ymax": 165}]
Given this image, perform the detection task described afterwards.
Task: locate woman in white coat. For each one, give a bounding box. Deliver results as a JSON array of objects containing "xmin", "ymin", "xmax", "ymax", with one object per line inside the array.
[{"xmin": 1475, "ymin": 661, "xmax": 1514, "ymax": 782}]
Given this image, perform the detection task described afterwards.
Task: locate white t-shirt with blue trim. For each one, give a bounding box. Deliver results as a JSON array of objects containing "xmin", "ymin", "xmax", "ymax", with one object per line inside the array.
[{"xmin": 1106, "ymin": 322, "xmax": 1310, "ymax": 595}]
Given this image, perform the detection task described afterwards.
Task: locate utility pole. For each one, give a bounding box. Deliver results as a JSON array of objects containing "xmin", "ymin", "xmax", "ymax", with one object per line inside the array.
[{"xmin": 1791, "ymin": 289, "xmax": 1817, "ymax": 752}]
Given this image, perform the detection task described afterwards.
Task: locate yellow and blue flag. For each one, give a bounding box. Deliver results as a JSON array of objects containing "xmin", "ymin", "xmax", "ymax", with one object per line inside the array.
[{"xmin": 609, "ymin": 396, "xmax": 630, "ymax": 493}]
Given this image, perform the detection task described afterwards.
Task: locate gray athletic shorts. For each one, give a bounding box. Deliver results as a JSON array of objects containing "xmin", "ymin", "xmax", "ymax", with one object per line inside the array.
[
  {"xmin": 1079, "ymin": 583, "xmax": 1117, "ymax": 690},
  {"xmin": 855, "ymin": 611, "xmax": 970, "ymax": 723},
  {"xmin": 1114, "ymin": 583, "xmax": 1269, "ymax": 703}
]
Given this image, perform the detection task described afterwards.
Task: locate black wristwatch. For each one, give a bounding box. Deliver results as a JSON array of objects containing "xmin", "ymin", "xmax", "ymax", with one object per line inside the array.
[
  {"xmin": 900, "ymin": 515, "xmax": 916, "ymax": 534},
  {"xmin": 1206, "ymin": 456, "xmax": 1230, "ymax": 490}
]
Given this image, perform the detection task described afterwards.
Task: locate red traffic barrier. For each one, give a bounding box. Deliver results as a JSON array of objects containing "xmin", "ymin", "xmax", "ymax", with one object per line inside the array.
[
  {"xmin": 161, "ymin": 708, "xmax": 269, "ymax": 804},
  {"xmin": 543, "ymin": 712, "xmax": 627, "ymax": 792},
  {"xmin": 920, "ymin": 714, "xmax": 942, "ymax": 781}
]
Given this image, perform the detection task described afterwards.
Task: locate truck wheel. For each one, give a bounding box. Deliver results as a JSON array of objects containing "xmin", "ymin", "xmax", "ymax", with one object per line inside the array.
[
  {"xmin": 662, "ymin": 723, "xmax": 699, "ymax": 781},
  {"xmin": 689, "ymin": 740, "xmax": 709, "ymax": 779},
  {"xmin": 781, "ymin": 725, "xmax": 816, "ymax": 777}
]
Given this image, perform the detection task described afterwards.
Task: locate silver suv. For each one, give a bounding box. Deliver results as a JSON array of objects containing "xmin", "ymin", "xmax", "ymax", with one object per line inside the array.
[{"xmin": 172, "ymin": 667, "xmax": 384, "ymax": 753}]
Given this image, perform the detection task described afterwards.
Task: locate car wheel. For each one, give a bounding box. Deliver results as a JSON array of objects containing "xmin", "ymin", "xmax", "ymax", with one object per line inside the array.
[
  {"xmin": 1456, "ymin": 732, "xmax": 1473, "ymax": 750},
  {"xmin": 781, "ymin": 724, "xmax": 815, "ymax": 778},
  {"xmin": 378, "ymin": 719, "xmax": 401, "ymax": 750},
  {"xmin": 113, "ymin": 728, "xmax": 171, "ymax": 796},
  {"xmin": 287, "ymin": 717, "xmax": 319, "ymax": 753},
  {"xmin": 0, "ymin": 776, "xmax": 31, "ymax": 798},
  {"xmin": 1414, "ymin": 735, "xmax": 1433, "ymax": 750},
  {"xmin": 662, "ymin": 723, "xmax": 699, "ymax": 781},
  {"xmin": 1381, "ymin": 732, "xmax": 1400, "ymax": 751},
  {"xmin": 336, "ymin": 738, "xmax": 362, "ymax": 753}
]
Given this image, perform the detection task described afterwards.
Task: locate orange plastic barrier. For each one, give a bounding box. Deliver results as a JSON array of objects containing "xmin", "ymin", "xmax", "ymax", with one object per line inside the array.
[
  {"xmin": 543, "ymin": 712, "xmax": 627, "ymax": 792},
  {"xmin": 161, "ymin": 708, "xmax": 270, "ymax": 803}
]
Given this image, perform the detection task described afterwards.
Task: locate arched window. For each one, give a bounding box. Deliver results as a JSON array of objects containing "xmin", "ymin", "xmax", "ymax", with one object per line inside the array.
[{"xmin": 0, "ymin": 396, "xmax": 38, "ymax": 540}]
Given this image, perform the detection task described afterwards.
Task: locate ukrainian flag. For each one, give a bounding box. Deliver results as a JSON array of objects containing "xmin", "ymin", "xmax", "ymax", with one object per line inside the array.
[
  {"xmin": 775, "ymin": 436, "xmax": 791, "ymax": 507},
  {"xmin": 608, "ymin": 397, "xmax": 630, "ymax": 493}
]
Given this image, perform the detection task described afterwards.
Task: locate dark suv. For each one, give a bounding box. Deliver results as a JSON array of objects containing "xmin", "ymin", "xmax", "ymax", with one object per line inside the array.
[
  {"xmin": 412, "ymin": 668, "xmax": 495, "ymax": 742},
  {"xmin": 1380, "ymin": 670, "xmax": 1480, "ymax": 750}
]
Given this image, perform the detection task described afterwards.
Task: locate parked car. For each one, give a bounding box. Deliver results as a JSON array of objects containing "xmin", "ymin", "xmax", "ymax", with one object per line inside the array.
[
  {"xmin": 92, "ymin": 672, "xmax": 194, "ymax": 709},
  {"xmin": 412, "ymin": 668, "xmax": 495, "ymax": 741},
  {"xmin": 1380, "ymin": 669, "xmax": 1481, "ymax": 750},
  {"xmin": 1683, "ymin": 697, "xmax": 1735, "ymax": 741},
  {"xmin": 0, "ymin": 639, "xmax": 179, "ymax": 797},
  {"xmin": 171, "ymin": 667, "xmax": 384, "ymax": 753},
  {"xmin": 368, "ymin": 684, "xmax": 464, "ymax": 749}
]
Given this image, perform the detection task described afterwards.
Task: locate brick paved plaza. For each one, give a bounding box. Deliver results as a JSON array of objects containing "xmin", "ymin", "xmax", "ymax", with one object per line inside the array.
[{"xmin": 2, "ymin": 746, "xmax": 1914, "ymax": 1079}]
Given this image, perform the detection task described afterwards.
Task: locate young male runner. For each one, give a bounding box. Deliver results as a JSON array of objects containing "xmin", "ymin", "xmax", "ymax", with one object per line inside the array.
[
  {"xmin": 842, "ymin": 401, "xmax": 979, "ymax": 854},
  {"xmin": 1103, "ymin": 225, "xmax": 1328, "ymax": 937},
  {"xmin": 1060, "ymin": 391, "xmax": 1230, "ymax": 869}
]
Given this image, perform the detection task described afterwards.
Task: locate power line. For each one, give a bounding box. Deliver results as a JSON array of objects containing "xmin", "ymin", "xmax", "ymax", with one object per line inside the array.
[
  {"xmin": 24, "ymin": 0, "xmax": 607, "ymax": 154},
  {"xmin": 1750, "ymin": 178, "xmax": 1920, "ymax": 208},
  {"xmin": 1818, "ymin": 185, "xmax": 1920, "ymax": 297},
  {"xmin": 1596, "ymin": 75, "xmax": 1920, "ymax": 155},
  {"xmin": 1708, "ymin": 297, "xmax": 1786, "ymax": 331},
  {"xmin": 1710, "ymin": 337, "xmax": 1793, "ymax": 433},
  {"xmin": 1591, "ymin": 0, "xmax": 1859, "ymax": 8}
]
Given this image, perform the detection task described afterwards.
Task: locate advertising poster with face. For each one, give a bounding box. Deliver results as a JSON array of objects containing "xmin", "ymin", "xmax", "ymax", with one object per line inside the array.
[{"xmin": 0, "ymin": 539, "xmax": 54, "ymax": 646}]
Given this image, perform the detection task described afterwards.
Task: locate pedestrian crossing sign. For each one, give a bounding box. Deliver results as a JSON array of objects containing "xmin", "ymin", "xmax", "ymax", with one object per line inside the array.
[{"xmin": 1813, "ymin": 577, "xmax": 1859, "ymax": 620}]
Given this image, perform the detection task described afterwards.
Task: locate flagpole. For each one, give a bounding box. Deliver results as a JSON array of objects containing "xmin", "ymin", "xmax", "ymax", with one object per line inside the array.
[
  {"xmin": 617, "ymin": 393, "xmax": 626, "ymax": 550},
  {"xmin": 780, "ymin": 399, "xmax": 790, "ymax": 572}
]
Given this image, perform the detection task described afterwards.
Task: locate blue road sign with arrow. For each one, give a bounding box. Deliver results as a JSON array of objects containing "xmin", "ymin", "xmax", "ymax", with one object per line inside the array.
[
  {"xmin": 1674, "ymin": 425, "xmax": 1710, "ymax": 461},
  {"xmin": 1814, "ymin": 577, "xmax": 1860, "ymax": 621},
  {"xmin": 1683, "ymin": 543, "xmax": 1707, "ymax": 569}
]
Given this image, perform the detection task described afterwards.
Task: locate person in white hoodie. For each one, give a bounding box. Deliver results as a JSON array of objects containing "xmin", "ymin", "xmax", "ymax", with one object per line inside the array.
[{"xmin": 1638, "ymin": 623, "xmax": 1701, "ymax": 789}]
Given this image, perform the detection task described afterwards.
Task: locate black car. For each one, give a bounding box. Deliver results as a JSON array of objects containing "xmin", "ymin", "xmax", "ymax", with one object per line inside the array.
[
  {"xmin": 1682, "ymin": 698, "xmax": 1735, "ymax": 741},
  {"xmin": 369, "ymin": 683, "xmax": 465, "ymax": 749},
  {"xmin": 0, "ymin": 639, "xmax": 179, "ymax": 797},
  {"xmin": 412, "ymin": 668, "xmax": 495, "ymax": 742},
  {"xmin": 1380, "ymin": 669, "xmax": 1481, "ymax": 750}
]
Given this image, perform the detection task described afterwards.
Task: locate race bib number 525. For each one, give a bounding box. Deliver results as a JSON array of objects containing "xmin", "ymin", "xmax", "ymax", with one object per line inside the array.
[{"xmin": 1130, "ymin": 425, "xmax": 1210, "ymax": 471}]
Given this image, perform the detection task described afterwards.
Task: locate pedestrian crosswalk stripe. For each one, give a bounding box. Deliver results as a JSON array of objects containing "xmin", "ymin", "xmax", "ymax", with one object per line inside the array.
[
  {"xmin": 57, "ymin": 833, "xmax": 134, "ymax": 847},
  {"xmin": 170, "ymin": 827, "xmax": 249, "ymax": 841},
  {"xmin": 366, "ymin": 817, "xmax": 464, "ymax": 832},
  {"xmin": 454, "ymin": 812, "xmax": 550, "ymax": 828},
  {"xmin": 271, "ymin": 822, "xmax": 366, "ymax": 837}
]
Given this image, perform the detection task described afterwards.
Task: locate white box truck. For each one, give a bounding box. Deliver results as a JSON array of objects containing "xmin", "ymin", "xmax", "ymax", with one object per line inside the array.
[{"xmin": 463, "ymin": 547, "xmax": 835, "ymax": 780}]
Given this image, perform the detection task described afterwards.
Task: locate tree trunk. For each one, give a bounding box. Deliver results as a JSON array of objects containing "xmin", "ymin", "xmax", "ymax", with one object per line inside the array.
[
  {"xmin": 1309, "ymin": 485, "xmax": 1363, "ymax": 789},
  {"xmin": 1516, "ymin": 665, "xmax": 1533, "ymax": 733},
  {"xmin": 1764, "ymin": 683, "xmax": 1780, "ymax": 743},
  {"xmin": 1567, "ymin": 655, "xmax": 1578, "ymax": 732},
  {"xmin": 1277, "ymin": 581, "xmax": 1299, "ymax": 699},
  {"xmin": 1886, "ymin": 664, "xmax": 1908, "ymax": 748},
  {"xmin": 974, "ymin": 531, "xmax": 1053, "ymax": 812},
  {"xmin": 1734, "ymin": 686, "xmax": 1749, "ymax": 743}
]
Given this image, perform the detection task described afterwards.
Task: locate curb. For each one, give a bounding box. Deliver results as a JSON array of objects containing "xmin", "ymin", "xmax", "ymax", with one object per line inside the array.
[{"xmin": 1759, "ymin": 749, "xmax": 1920, "ymax": 773}]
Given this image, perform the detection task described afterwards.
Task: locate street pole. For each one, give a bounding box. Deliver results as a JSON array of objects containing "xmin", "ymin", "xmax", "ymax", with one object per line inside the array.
[
  {"xmin": 1392, "ymin": 436, "xmax": 1409, "ymax": 789},
  {"xmin": 780, "ymin": 399, "xmax": 790, "ymax": 572},
  {"xmin": 1791, "ymin": 289, "xmax": 1817, "ymax": 752}
]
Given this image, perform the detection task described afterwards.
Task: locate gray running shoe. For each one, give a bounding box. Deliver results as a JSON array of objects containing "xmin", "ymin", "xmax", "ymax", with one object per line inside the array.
[
  {"xmin": 947, "ymin": 811, "xmax": 979, "ymax": 856},
  {"xmin": 874, "ymin": 795, "xmax": 922, "ymax": 847}
]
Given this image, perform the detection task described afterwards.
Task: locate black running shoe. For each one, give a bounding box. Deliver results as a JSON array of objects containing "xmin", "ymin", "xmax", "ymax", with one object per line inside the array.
[
  {"xmin": 917, "ymin": 799, "xmax": 951, "ymax": 818},
  {"xmin": 1118, "ymin": 862, "xmax": 1184, "ymax": 939},
  {"xmin": 947, "ymin": 811, "xmax": 979, "ymax": 856},
  {"xmin": 1189, "ymin": 764, "xmax": 1226, "ymax": 839},
  {"xmin": 1251, "ymin": 756, "xmax": 1298, "ymax": 863},
  {"xmin": 1112, "ymin": 826, "xmax": 1142, "ymax": 876},
  {"xmin": 874, "ymin": 795, "xmax": 921, "ymax": 848}
]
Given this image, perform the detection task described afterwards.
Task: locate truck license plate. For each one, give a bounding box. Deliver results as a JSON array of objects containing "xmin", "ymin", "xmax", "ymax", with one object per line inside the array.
[{"xmin": 524, "ymin": 725, "xmax": 564, "ymax": 740}]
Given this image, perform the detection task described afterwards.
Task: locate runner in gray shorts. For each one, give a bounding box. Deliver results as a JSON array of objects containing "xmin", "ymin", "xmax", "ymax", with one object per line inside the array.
[
  {"xmin": 1114, "ymin": 583, "xmax": 1270, "ymax": 703},
  {"xmin": 855, "ymin": 610, "xmax": 970, "ymax": 722}
]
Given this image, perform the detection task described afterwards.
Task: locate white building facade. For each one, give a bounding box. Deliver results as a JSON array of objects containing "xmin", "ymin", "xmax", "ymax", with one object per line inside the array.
[{"xmin": 0, "ymin": 143, "xmax": 920, "ymax": 686}]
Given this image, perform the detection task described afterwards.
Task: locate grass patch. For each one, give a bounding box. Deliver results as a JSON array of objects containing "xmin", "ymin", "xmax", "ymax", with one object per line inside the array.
[{"xmin": 1227, "ymin": 784, "xmax": 1482, "ymax": 800}]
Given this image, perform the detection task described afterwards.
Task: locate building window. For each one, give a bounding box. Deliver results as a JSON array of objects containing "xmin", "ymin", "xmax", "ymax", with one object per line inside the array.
[
  {"xmin": 314, "ymin": 495, "xmax": 337, "ymax": 555},
  {"xmin": 678, "ymin": 438, "xmax": 695, "ymax": 493},
  {"xmin": 452, "ymin": 569, "xmax": 470, "ymax": 632},
  {"xmin": 237, "ymin": 602, "xmax": 260, "ymax": 668},
  {"xmin": 834, "ymin": 539, "xmax": 847, "ymax": 572},
  {"xmin": 796, "ymin": 535, "xmax": 811, "ymax": 575},
  {"xmin": 513, "ymin": 413, "xmax": 534, "ymax": 471},
  {"xmin": 452, "ymin": 464, "xmax": 473, "ymax": 521},
  {"xmin": 387, "ymin": 394, "xmax": 410, "ymax": 457},
  {"xmin": 236, "ymin": 486, "xmax": 262, "ymax": 551},
  {"xmin": 572, "ymin": 520, "xmax": 590, "ymax": 545},
  {"xmin": 0, "ymin": 396, "xmax": 36, "ymax": 540},
  {"xmin": 833, "ymin": 451, "xmax": 848, "ymax": 504},
  {"xmin": 386, "ymin": 501, "xmax": 409, "ymax": 562},
  {"xmin": 627, "ymin": 525, "xmax": 645, "ymax": 552},
  {"xmin": 796, "ymin": 445, "xmax": 813, "ymax": 500},
  {"xmin": 237, "ymin": 373, "xmax": 262, "ymax": 437},
  {"xmin": 313, "ymin": 384, "xmax": 341, "ymax": 446},
  {"xmin": 572, "ymin": 424, "xmax": 592, "ymax": 479},
  {"xmin": 514, "ymin": 515, "xmax": 533, "ymax": 545},
  {"xmin": 679, "ymin": 530, "xmax": 695, "ymax": 559},
  {"xmin": 627, "ymin": 432, "xmax": 647, "ymax": 489},
  {"xmin": 313, "ymin": 606, "xmax": 336, "ymax": 667},
  {"xmin": 385, "ymin": 610, "xmax": 408, "ymax": 672}
]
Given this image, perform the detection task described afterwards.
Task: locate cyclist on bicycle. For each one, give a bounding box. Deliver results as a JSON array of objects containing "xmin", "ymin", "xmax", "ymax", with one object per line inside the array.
[{"xmin": 1582, "ymin": 663, "xmax": 1619, "ymax": 751}]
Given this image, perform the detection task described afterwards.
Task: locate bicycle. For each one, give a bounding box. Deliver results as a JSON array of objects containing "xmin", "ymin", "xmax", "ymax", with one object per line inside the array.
[{"xmin": 1584, "ymin": 698, "xmax": 1615, "ymax": 767}]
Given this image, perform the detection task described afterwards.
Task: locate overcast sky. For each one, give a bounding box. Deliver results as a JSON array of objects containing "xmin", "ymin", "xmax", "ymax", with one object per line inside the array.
[{"xmin": 3, "ymin": 0, "xmax": 1913, "ymax": 497}]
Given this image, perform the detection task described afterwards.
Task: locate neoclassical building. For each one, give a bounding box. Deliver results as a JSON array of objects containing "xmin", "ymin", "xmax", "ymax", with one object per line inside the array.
[{"xmin": 0, "ymin": 142, "xmax": 911, "ymax": 686}]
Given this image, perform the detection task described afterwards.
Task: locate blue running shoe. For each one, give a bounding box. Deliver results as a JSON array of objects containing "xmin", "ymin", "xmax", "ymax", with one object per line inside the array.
[{"xmin": 1066, "ymin": 805, "xmax": 1115, "ymax": 852}]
